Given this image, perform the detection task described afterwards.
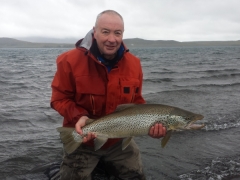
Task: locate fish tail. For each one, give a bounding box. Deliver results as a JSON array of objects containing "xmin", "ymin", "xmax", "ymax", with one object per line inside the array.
[{"xmin": 57, "ymin": 127, "xmax": 82, "ymax": 154}]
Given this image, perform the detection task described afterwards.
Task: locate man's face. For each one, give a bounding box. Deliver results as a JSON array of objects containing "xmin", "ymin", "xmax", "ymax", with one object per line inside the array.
[{"xmin": 93, "ymin": 13, "xmax": 124, "ymax": 60}]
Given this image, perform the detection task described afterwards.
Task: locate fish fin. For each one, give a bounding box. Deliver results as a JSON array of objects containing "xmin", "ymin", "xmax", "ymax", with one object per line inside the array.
[
  {"xmin": 161, "ymin": 130, "xmax": 172, "ymax": 148},
  {"xmin": 115, "ymin": 104, "xmax": 136, "ymax": 112},
  {"xmin": 122, "ymin": 137, "xmax": 133, "ymax": 150},
  {"xmin": 85, "ymin": 118, "xmax": 95, "ymax": 125},
  {"xmin": 57, "ymin": 127, "xmax": 82, "ymax": 154},
  {"xmin": 94, "ymin": 134, "xmax": 109, "ymax": 151}
]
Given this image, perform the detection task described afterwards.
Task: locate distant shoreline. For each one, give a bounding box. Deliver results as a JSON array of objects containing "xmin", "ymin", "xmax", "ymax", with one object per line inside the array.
[{"xmin": 1, "ymin": 37, "xmax": 240, "ymax": 48}]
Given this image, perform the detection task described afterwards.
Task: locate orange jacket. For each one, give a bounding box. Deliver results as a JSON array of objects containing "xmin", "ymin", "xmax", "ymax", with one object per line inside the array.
[{"xmin": 51, "ymin": 35, "xmax": 145, "ymax": 148}]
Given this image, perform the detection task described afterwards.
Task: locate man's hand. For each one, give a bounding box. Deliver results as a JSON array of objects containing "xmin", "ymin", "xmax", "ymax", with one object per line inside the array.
[
  {"xmin": 149, "ymin": 123, "xmax": 166, "ymax": 138},
  {"xmin": 75, "ymin": 116, "xmax": 96, "ymax": 143}
]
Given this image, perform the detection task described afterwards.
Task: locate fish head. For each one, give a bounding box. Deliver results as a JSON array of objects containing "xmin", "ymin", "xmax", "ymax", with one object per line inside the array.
[
  {"xmin": 168, "ymin": 108, "xmax": 205, "ymax": 130},
  {"xmin": 161, "ymin": 107, "xmax": 204, "ymax": 148},
  {"xmin": 184, "ymin": 113, "xmax": 205, "ymax": 130}
]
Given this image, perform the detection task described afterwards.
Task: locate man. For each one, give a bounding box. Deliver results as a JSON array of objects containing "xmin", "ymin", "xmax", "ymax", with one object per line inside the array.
[{"xmin": 51, "ymin": 10, "xmax": 166, "ymax": 180}]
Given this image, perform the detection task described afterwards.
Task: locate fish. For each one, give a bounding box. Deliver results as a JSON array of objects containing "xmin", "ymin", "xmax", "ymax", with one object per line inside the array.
[{"xmin": 57, "ymin": 104, "xmax": 205, "ymax": 154}]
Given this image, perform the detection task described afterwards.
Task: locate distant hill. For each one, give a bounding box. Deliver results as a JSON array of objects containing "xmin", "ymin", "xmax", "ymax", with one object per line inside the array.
[
  {"xmin": 0, "ymin": 38, "xmax": 74, "ymax": 48},
  {"xmin": 0, "ymin": 37, "xmax": 240, "ymax": 48},
  {"xmin": 123, "ymin": 38, "xmax": 181, "ymax": 47},
  {"xmin": 17, "ymin": 37, "xmax": 78, "ymax": 44},
  {"xmin": 180, "ymin": 40, "xmax": 240, "ymax": 47},
  {"xmin": 124, "ymin": 38, "xmax": 240, "ymax": 47}
]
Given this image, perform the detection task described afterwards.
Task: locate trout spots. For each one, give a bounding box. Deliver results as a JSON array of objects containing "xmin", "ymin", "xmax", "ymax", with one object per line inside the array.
[
  {"xmin": 167, "ymin": 115, "xmax": 187, "ymax": 130},
  {"xmin": 72, "ymin": 130, "xmax": 82, "ymax": 142}
]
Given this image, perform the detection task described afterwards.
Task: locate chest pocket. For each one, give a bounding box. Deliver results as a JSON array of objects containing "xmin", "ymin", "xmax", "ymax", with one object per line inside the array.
[
  {"xmin": 75, "ymin": 76, "xmax": 106, "ymax": 117},
  {"xmin": 120, "ymin": 78, "xmax": 140, "ymax": 104}
]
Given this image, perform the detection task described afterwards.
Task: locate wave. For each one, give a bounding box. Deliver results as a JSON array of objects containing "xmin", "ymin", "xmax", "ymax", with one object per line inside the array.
[
  {"xmin": 144, "ymin": 78, "xmax": 173, "ymax": 83},
  {"xmin": 144, "ymin": 79, "xmax": 240, "ymax": 87},
  {"xmin": 184, "ymin": 69, "xmax": 240, "ymax": 78},
  {"xmin": 204, "ymin": 121, "xmax": 240, "ymax": 131},
  {"xmin": 144, "ymin": 70, "xmax": 240, "ymax": 86},
  {"xmin": 149, "ymin": 68, "xmax": 240, "ymax": 75},
  {"xmin": 198, "ymin": 82, "xmax": 240, "ymax": 87},
  {"xmin": 152, "ymin": 88, "xmax": 205, "ymax": 94},
  {"xmin": 143, "ymin": 89, "xmax": 208, "ymax": 98},
  {"xmin": 203, "ymin": 111, "xmax": 240, "ymax": 131},
  {"xmin": 203, "ymin": 68, "xmax": 240, "ymax": 73},
  {"xmin": 179, "ymin": 156, "xmax": 240, "ymax": 180},
  {"xmin": 150, "ymin": 77, "xmax": 240, "ymax": 86},
  {"xmin": 174, "ymin": 82, "xmax": 240, "ymax": 88},
  {"xmin": 150, "ymin": 70, "xmax": 175, "ymax": 74},
  {"xmin": 147, "ymin": 70, "xmax": 240, "ymax": 79},
  {"xmin": 201, "ymin": 73, "xmax": 240, "ymax": 79},
  {"xmin": 211, "ymin": 51, "xmax": 225, "ymax": 55}
]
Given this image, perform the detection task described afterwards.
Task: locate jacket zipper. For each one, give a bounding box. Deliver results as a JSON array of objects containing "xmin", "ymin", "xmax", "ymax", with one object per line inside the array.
[
  {"xmin": 90, "ymin": 95, "xmax": 96, "ymax": 115},
  {"xmin": 131, "ymin": 87, "xmax": 136, "ymax": 103}
]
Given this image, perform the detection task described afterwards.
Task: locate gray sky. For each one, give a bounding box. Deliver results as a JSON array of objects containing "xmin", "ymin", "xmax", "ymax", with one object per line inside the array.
[{"xmin": 1, "ymin": 0, "xmax": 240, "ymax": 41}]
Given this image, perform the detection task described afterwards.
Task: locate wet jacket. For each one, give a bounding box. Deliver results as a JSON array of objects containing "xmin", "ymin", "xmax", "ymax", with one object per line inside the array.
[{"xmin": 51, "ymin": 30, "xmax": 145, "ymax": 148}]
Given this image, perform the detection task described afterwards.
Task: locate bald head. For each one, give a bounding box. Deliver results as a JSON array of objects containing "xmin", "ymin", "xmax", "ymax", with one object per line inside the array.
[{"xmin": 95, "ymin": 10, "xmax": 124, "ymax": 29}]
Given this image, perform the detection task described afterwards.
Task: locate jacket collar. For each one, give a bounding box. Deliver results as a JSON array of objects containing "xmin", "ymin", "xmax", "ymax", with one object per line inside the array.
[
  {"xmin": 77, "ymin": 29, "xmax": 94, "ymax": 50},
  {"xmin": 90, "ymin": 39, "xmax": 125, "ymax": 72}
]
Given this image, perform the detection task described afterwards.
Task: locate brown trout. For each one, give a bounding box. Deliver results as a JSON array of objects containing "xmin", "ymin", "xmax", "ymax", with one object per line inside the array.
[{"xmin": 57, "ymin": 104, "xmax": 204, "ymax": 154}]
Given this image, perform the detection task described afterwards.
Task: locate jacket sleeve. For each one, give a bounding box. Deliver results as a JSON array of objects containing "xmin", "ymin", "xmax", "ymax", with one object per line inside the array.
[{"xmin": 50, "ymin": 54, "xmax": 89, "ymax": 125}]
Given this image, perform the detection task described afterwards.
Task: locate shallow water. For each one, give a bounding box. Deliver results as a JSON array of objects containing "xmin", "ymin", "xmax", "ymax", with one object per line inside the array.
[{"xmin": 0, "ymin": 46, "xmax": 240, "ymax": 179}]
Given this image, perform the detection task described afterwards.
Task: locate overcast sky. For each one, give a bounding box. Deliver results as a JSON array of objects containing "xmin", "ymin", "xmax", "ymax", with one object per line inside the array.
[{"xmin": 1, "ymin": 0, "xmax": 240, "ymax": 42}]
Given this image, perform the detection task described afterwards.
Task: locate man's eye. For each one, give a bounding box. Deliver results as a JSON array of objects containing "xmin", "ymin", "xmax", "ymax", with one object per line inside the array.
[
  {"xmin": 115, "ymin": 31, "xmax": 122, "ymax": 35},
  {"xmin": 102, "ymin": 31, "xmax": 109, "ymax": 34}
]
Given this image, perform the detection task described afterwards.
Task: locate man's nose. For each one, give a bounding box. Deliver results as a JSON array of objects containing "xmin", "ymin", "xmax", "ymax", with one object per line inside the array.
[{"xmin": 107, "ymin": 33, "xmax": 116, "ymax": 42}]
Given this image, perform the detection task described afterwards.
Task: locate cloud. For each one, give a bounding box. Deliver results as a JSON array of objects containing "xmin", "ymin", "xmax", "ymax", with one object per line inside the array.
[{"xmin": 0, "ymin": 0, "xmax": 239, "ymax": 41}]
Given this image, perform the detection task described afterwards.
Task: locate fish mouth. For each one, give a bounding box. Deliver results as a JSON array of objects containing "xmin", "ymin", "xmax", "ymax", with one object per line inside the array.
[{"xmin": 185, "ymin": 114, "xmax": 205, "ymax": 130}]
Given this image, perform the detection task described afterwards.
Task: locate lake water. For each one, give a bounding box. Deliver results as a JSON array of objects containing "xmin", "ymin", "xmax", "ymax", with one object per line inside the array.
[{"xmin": 0, "ymin": 46, "xmax": 240, "ymax": 180}]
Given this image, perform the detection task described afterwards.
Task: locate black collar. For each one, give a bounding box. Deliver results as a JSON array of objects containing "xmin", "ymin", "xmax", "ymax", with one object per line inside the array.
[{"xmin": 90, "ymin": 39, "xmax": 124, "ymax": 67}]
